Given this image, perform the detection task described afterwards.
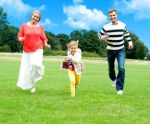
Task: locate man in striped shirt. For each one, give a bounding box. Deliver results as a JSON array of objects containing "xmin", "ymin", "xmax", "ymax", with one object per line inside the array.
[{"xmin": 98, "ymin": 9, "xmax": 133, "ymax": 95}]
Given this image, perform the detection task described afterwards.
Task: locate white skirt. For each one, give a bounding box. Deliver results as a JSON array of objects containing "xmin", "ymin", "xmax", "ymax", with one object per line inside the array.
[{"xmin": 17, "ymin": 49, "xmax": 44, "ymax": 90}]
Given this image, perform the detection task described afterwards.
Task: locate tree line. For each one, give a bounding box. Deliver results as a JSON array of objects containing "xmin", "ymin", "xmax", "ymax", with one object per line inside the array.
[{"xmin": 0, "ymin": 7, "xmax": 149, "ymax": 60}]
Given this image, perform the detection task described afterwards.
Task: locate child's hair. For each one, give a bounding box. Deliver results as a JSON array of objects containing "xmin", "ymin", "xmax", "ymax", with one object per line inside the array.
[{"xmin": 67, "ymin": 40, "xmax": 79, "ymax": 49}]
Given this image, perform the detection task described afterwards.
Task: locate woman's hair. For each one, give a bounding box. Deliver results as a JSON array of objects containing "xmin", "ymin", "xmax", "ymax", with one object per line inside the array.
[
  {"xmin": 31, "ymin": 10, "xmax": 41, "ymax": 21},
  {"xmin": 67, "ymin": 40, "xmax": 78, "ymax": 48}
]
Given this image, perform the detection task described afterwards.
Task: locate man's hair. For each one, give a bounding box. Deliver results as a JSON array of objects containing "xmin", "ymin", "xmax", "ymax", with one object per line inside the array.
[{"xmin": 108, "ymin": 9, "xmax": 117, "ymax": 14}]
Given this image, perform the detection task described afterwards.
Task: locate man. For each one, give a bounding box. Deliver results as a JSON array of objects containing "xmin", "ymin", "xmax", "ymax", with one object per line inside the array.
[{"xmin": 98, "ymin": 9, "xmax": 133, "ymax": 95}]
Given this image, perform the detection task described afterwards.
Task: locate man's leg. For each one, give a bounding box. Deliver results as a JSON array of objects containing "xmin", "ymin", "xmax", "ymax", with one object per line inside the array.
[
  {"xmin": 107, "ymin": 50, "xmax": 116, "ymax": 81},
  {"xmin": 116, "ymin": 48, "xmax": 125, "ymax": 91}
]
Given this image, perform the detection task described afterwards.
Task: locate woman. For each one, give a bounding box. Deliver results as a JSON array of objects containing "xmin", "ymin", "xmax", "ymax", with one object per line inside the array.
[{"xmin": 17, "ymin": 10, "xmax": 50, "ymax": 93}]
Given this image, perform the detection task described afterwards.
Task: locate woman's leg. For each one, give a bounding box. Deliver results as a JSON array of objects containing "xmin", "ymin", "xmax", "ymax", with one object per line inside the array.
[{"xmin": 17, "ymin": 52, "xmax": 32, "ymax": 89}]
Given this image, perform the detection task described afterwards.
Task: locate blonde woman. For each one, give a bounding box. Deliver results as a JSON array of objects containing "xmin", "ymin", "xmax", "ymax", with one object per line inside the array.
[
  {"xmin": 17, "ymin": 10, "xmax": 50, "ymax": 93},
  {"xmin": 63, "ymin": 40, "xmax": 84, "ymax": 97}
]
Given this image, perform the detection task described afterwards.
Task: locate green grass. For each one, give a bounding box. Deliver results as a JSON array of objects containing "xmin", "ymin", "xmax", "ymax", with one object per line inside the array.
[{"xmin": 0, "ymin": 56, "xmax": 150, "ymax": 124}]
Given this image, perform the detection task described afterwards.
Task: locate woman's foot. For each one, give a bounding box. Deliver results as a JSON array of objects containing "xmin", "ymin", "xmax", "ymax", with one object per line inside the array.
[{"xmin": 31, "ymin": 87, "xmax": 36, "ymax": 93}]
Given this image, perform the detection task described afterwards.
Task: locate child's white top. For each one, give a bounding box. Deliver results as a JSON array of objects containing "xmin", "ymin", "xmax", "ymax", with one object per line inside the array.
[
  {"xmin": 67, "ymin": 48, "xmax": 84, "ymax": 74},
  {"xmin": 67, "ymin": 48, "xmax": 82, "ymax": 64}
]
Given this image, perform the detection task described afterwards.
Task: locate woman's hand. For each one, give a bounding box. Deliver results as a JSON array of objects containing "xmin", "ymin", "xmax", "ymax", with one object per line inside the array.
[
  {"xmin": 44, "ymin": 42, "xmax": 51, "ymax": 49},
  {"xmin": 18, "ymin": 37, "xmax": 25, "ymax": 42}
]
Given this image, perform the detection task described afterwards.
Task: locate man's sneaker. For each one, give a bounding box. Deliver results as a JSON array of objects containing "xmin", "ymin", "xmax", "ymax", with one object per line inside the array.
[
  {"xmin": 112, "ymin": 80, "xmax": 116, "ymax": 88},
  {"xmin": 117, "ymin": 90, "xmax": 123, "ymax": 95},
  {"xmin": 31, "ymin": 87, "xmax": 36, "ymax": 93}
]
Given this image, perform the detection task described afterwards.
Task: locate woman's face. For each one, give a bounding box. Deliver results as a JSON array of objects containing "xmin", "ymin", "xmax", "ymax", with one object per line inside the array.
[{"xmin": 31, "ymin": 12, "xmax": 40, "ymax": 23}]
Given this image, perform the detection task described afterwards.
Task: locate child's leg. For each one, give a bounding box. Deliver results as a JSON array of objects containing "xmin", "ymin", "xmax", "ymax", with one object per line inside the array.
[
  {"xmin": 68, "ymin": 70, "xmax": 76, "ymax": 97},
  {"xmin": 75, "ymin": 73, "xmax": 81, "ymax": 87}
]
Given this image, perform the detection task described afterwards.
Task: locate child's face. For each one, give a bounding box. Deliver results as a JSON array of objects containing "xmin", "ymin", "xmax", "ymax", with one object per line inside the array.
[{"xmin": 69, "ymin": 44, "xmax": 77, "ymax": 54}]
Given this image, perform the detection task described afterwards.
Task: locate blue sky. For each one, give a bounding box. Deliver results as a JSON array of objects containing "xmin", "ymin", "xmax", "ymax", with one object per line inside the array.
[{"xmin": 0, "ymin": 0, "xmax": 150, "ymax": 50}]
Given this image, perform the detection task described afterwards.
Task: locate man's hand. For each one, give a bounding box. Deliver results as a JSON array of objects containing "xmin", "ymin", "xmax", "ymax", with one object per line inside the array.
[
  {"xmin": 128, "ymin": 42, "xmax": 134, "ymax": 49},
  {"xmin": 101, "ymin": 35, "xmax": 109, "ymax": 42}
]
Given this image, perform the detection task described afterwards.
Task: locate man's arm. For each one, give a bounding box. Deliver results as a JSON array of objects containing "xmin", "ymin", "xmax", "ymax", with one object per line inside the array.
[
  {"xmin": 98, "ymin": 28, "xmax": 108, "ymax": 42},
  {"xmin": 124, "ymin": 27, "xmax": 133, "ymax": 49}
]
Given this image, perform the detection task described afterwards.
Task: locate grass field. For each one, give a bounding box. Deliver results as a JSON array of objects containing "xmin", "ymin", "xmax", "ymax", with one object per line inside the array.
[{"xmin": 0, "ymin": 54, "xmax": 150, "ymax": 124}]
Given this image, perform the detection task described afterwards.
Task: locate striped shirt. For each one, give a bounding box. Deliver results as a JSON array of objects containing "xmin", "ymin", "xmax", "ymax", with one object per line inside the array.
[{"xmin": 98, "ymin": 21, "xmax": 132, "ymax": 50}]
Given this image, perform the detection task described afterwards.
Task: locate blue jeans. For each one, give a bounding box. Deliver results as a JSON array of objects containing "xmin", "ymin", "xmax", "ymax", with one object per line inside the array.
[{"xmin": 107, "ymin": 48, "xmax": 125, "ymax": 91}]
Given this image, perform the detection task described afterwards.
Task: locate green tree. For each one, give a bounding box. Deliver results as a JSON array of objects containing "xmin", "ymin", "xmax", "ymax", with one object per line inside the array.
[
  {"xmin": 70, "ymin": 30, "xmax": 86, "ymax": 48},
  {"xmin": 45, "ymin": 31, "xmax": 57, "ymax": 50},
  {"xmin": 125, "ymin": 32, "xmax": 149, "ymax": 59},
  {"xmin": 7, "ymin": 26, "xmax": 22, "ymax": 52},
  {"xmin": 0, "ymin": 7, "xmax": 9, "ymax": 46},
  {"xmin": 70, "ymin": 29, "xmax": 107, "ymax": 56},
  {"xmin": 82, "ymin": 30, "xmax": 99, "ymax": 52},
  {"xmin": 147, "ymin": 52, "xmax": 150, "ymax": 60},
  {"xmin": 56, "ymin": 33, "xmax": 70, "ymax": 50}
]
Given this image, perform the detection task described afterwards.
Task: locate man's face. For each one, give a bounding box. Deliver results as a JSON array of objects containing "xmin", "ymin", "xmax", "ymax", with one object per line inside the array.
[{"xmin": 109, "ymin": 11, "xmax": 117, "ymax": 24}]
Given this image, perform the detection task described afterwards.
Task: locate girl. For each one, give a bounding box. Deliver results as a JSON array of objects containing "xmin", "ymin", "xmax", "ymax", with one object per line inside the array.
[{"xmin": 64, "ymin": 40, "xmax": 84, "ymax": 97}]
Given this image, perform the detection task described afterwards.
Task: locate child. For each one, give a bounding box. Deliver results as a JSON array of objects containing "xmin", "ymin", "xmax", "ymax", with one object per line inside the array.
[{"xmin": 63, "ymin": 40, "xmax": 84, "ymax": 97}]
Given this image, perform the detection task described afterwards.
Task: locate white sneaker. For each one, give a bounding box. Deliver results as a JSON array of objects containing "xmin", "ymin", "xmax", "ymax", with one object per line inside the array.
[
  {"xmin": 112, "ymin": 80, "xmax": 116, "ymax": 88},
  {"xmin": 117, "ymin": 90, "xmax": 123, "ymax": 95},
  {"xmin": 31, "ymin": 87, "xmax": 36, "ymax": 93}
]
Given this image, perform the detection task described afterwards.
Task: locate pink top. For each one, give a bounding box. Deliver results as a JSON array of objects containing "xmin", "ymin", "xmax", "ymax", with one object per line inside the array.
[{"xmin": 18, "ymin": 23, "xmax": 48, "ymax": 52}]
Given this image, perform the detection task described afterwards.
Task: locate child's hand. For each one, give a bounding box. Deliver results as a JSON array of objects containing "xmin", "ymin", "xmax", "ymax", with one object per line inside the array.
[{"xmin": 64, "ymin": 57, "xmax": 72, "ymax": 62}]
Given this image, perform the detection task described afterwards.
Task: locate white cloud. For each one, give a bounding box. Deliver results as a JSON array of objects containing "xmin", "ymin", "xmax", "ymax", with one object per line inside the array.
[
  {"xmin": 42, "ymin": 18, "xmax": 57, "ymax": 29},
  {"xmin": 0, "ymin": 0, "xmax": 45, "ymax": 19},
  {"xmin": 114, "ymin": 0, "xmax": 150, "ymax": 19},
  {"xmin": 38, "ymin": 5, "xmax": 46, "ymax": 11},
  {"xmin": 0, "ymin": 0, "xmax": 32, "ymax": 19},
  {"xmin": 63, "ymin": 4, "xmax": 107, "ymax": 30},
  {"xmin": 73, "ymin": 0, "xmax": 84, "ymax": 4}
]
